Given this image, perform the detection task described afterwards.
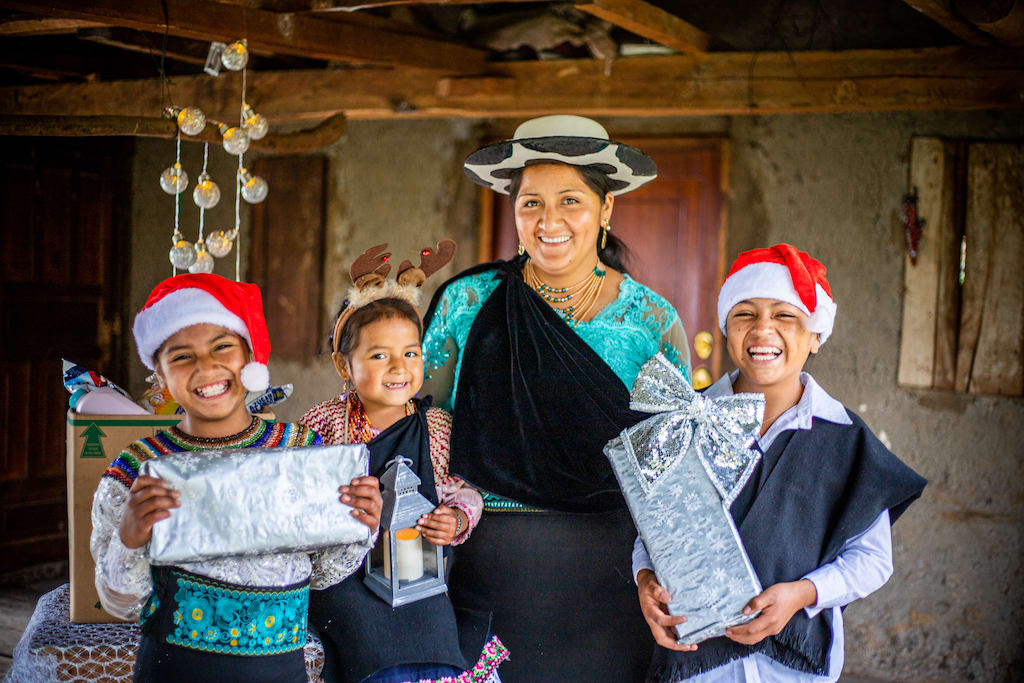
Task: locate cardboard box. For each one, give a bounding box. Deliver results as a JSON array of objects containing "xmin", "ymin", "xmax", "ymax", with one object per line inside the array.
[{"xmin": 66, "ymin": 410, "xmax": 182, "ymax": 623}]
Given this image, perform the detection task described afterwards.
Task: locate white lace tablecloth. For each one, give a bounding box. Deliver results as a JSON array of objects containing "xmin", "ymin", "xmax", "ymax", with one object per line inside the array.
[{"xmin": 4, "ymin": 583, "xmax": 325, "ymax": 682}]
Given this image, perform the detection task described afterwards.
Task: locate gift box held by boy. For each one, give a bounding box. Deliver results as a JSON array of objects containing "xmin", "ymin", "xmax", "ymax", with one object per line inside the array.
[
  {"xmin": 90, "ymin": 273, "xmax": 383, "ymax": 683},
  {"xmin": 634, "ymin": 244, "xmax": 927, "ymax": 682}
]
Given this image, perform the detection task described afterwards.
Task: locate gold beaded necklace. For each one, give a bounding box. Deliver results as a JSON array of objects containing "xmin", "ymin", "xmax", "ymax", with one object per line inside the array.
[{"xmin": 524, "ymin": 259, "xmax": 606, "ymax": 326}]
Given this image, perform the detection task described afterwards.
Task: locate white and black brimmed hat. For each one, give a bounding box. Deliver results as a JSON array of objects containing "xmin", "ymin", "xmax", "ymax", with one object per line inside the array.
[{"xmin": 464, "ymin": 115, "xmax": 657, "ymax": 196}]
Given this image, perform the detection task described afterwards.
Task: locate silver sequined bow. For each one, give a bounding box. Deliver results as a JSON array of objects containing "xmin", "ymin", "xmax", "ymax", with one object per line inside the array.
[{"xmin": 622, "ymin": 354, "xmax": 765, "ymax": 505}]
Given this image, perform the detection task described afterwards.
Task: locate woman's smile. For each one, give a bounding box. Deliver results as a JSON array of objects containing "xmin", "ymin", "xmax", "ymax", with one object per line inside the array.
[{"xmin": 514, "ymin": 163, "xmax": 612, "ymax": 282}]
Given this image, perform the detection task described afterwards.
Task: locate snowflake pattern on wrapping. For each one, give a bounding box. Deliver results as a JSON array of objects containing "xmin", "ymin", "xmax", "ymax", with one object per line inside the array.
[
  {"xmin": 6, "ymin": 584, "xmax": 327, "ymax": 683},
  {"xmin": 605, "ymin": 354, "xmax": 766, "ymax": 645}
]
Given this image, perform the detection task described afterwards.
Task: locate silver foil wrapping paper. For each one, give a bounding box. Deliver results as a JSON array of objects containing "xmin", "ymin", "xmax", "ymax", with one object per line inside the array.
[
  {"xmin": 140, "ymin": 444, "xmax": 370, "ymax": 565},
  {"xmin": 605, "ymin": 354, "xmax": 765, "ymax": 645}
]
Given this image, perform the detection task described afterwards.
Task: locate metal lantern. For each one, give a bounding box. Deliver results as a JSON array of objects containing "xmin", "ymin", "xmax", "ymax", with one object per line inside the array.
[{"xmin": 363, "ymin": 456, "xmax": 446, "ymax": 607}]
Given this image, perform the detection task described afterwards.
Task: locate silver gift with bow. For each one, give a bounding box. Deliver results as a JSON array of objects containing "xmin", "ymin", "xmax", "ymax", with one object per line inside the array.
[
  {"xmin": 605, "ymin": 353, "xmax": 765, "ymax": 645},
  {"xmin": 141, "ymin": 444, "xmax": 371, "ymax": 565}
]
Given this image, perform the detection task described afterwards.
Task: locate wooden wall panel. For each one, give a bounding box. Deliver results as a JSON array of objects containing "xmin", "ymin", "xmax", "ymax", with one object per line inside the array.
[
  {"xmin": 249, "ymin": 156, "xmax": 327, "ymax": 359},
  {"xmin": 898, "ymin": 138, "xmax": 947, "ymax": 388},
  {"xmin": 932, "ymin": 142, "xmax": 963, "ymax": 390},
  {"xmin": 962, "ymin": 143, "xmax": 1024, "ymax": 395}
]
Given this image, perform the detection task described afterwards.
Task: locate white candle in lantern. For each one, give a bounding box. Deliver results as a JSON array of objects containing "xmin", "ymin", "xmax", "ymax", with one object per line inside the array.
[{"xmin": 384, "ymin": 527, "xmax": 424, "ymax": 582}]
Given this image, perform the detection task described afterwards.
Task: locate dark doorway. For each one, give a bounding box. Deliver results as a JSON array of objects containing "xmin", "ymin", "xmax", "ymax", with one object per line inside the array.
[{"xmin": 0, "ymin": 136, "xmax": 131, "ymax": 573}]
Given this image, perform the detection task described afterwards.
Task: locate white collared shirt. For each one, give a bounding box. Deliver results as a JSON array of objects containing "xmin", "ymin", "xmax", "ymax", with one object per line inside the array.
[{"xmin": 632, "ymin": 372, "xmax": 893, "ymax": 682}]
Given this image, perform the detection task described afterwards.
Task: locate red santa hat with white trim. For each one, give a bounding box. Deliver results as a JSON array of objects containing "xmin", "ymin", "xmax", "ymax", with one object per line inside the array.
[
  {"xmin": 133, "ymin": 273, "xmax": 271, "ymax": 391},
  {"xmin": 717, "ymin": 243, "xmax": 837, "ymax": 345}
]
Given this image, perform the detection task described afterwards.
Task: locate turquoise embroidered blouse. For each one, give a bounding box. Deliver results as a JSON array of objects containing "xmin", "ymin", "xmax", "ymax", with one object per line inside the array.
[{"xmin": 421, "ymin": 268, "xmax": 691, "ymax": 412}]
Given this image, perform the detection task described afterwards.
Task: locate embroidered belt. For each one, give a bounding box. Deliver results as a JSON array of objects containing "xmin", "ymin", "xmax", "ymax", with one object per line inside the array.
[
  {"xmin": 142, "ymin": 569, "xmax": 309, "ymax": 657},
  {"xmin": 481, "ymin": 493, "xmax": 547, "ymax": 513}
]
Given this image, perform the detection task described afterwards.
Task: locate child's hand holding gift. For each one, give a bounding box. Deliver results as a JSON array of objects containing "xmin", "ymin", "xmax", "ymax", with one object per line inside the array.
[
  {"xmin": 341, "ymin": 475, "xmax": 383, "ymax": 533},
  {"xmin": 725, "ymin": 579, "xmax": 818, "ymax": 645},
  {"xmin": 119, "ymin": 475, "xmax": 181, "ymax": 549},
  {"xmin": 636, "ymin": 569, "xmax": 698, "ymax": 653}
]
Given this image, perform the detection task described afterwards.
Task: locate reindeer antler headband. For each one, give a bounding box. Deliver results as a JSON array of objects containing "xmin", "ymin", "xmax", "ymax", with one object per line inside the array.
[{"xmin": 331, "ymin": 239, "xmax": 457, "ymax": 353}]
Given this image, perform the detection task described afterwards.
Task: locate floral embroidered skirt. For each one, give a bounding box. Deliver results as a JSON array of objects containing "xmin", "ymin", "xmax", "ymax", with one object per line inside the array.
[
  {"xmin": 135, "ymin": 567, "xmax": 309, "ymax": 683},
  {"xmin": 449, "ymin": 507, "xmax": 652, "ymax": 683}
]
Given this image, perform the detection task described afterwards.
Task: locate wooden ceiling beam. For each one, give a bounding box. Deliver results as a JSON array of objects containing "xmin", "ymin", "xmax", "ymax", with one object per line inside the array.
[
  {"xmin": 900, "ymin": 0, "xmax": 995, "ymax": 45},
  {"xmin": 0, "ymin": 112, "xmax": 347, "ymax": 153},
  {"xmin": 241, "ymin": 0, "xmax": 540, "ymax": 9},
  {"xmin": 0, "ymin": 16, "xmax": 106, "ymax": 36},
  {"xmin": 574, "ymin": 0, "xmax": 710, "ymax": 54},
  {"xmin": 2, "ymin": 47, "xmax": 1022, "ymax": 121},
  {"xmin": 76, "ymin": 27, "xmax": 212, "ymax": 65},
  {"xmin": 955, "ymin": 0, "xmax": 1024, "ymax": 46},
  {"xmin": 0, "ymin": 0, "xmax": 486, "ymax": 72}
]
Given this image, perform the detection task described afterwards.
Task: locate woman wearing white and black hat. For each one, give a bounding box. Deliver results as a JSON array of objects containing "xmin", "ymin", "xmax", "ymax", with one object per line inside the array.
[{"xmin": 421, "ymin": 115, "xmax": 691, "ymax": 681}]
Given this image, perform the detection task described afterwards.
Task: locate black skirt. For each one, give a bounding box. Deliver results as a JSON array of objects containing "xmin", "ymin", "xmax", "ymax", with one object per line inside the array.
[{"xmin": 449, "ymin": 507, "xmax": 652, "ymax": 683}]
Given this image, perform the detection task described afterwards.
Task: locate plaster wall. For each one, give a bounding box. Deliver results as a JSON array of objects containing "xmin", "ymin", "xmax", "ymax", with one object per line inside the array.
[{"xmin": 126, "ymin": 109, "xmax": 1024, "ymax": 681}]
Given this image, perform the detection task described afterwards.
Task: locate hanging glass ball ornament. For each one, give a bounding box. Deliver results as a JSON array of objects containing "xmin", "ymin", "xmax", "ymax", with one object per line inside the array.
[
  {"xmin": 192, "ymin": 172, "xmax": 221, "ymax": 209},
  {"xmin": 169, "ymin": 232, "xmax": 197, "ymax": 269},
  {"xmin": 241, "ymin": 104, "xmax": 269, "ymax": 140},
  {"xmin": 176, "ymin": 107, "xmax": 207, "ymax": 136},
  {"xmin": 220, "ymin": 40, "xmax": 249, "ymax": 71},
  {"xmin": 205, "ymin": 229, "xmax": 237, "ymax": 258},
  {"xmin": 159, "ymin": 162, "xmax": 189, "ymax": 195},
  {"xmin": 218, "ymin": 122, "xmax": 250, "ymax": 156},
  {"xmin": 239, "ymin": 169, "xmax": 269, "ymax": 204},
  {"xmin": 189, "ymin": 243, "xmax": 215, "ymax": 274}
]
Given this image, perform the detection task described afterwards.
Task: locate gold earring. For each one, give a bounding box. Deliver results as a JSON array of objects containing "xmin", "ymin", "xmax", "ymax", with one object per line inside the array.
[
  {"xmin": 600, "ymin": 220, "xmax": 610, "ymax": 250},
  {"xmin": 517, "ymin": 242, "xmax": 525, "ymax": 256}
]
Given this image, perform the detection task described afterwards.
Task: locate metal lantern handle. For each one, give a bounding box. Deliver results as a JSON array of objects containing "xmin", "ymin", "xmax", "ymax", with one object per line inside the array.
[{"xmin": 384, "ymin": 455, "xmax": 413, "ymax": 470}]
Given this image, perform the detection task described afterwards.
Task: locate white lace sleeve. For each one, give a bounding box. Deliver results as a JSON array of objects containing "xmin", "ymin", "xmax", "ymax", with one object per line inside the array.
[
  {"xmin": 90, "ymin": 477, "xmax": 152, "ymax": 620},
  {"xmin": 309, "ymin": 529, "xmax": 378, "ymax": 590}
]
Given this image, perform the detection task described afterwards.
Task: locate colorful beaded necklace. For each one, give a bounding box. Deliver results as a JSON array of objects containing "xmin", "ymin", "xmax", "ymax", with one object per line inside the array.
[
  {"xmin": 168, "ymin": 414, "xmax": 264, "ymax": 450},
  {"xmin": 524, "ymin": 259, "xmax": 606, "ymax": 326},
  {"xmin": 344, "ymin": 392, "xmax": 415, "ymax": 445}
]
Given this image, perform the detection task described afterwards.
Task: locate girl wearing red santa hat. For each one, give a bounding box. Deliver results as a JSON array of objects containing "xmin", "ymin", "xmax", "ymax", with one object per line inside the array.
[
  {"xmin": 633, "ymin": 244, "xmax": 926, "ymax": 682},
  {"xmin": 90, "ymin": 273, "xmax": 382, "ymax": 682}
]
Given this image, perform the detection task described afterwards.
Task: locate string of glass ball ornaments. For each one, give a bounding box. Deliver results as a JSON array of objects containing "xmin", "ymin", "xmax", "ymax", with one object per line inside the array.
[{"xmin": 159, "ymin": 39, "xmax": 269, "ymax": 278}]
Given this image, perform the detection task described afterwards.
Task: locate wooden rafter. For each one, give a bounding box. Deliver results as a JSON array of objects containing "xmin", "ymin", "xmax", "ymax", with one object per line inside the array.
[
  {"xmin": 0, "ymin": 112, "xmax": 348, "ymax": 153},
  {"xmin": 0, "ymin": 0, "xmax": 486, "ymax": 72},
  {"xmin": 900, "ymin": 0, "xmax": 994, "ymax": 45},
  {"xmin": 956, "ymin": 0, "xmax": 1024, "ymax": 46},
  {"xmin": 2, "ymin": 47, "xmax": 1021, "ymax": 121},
  {"xmin": 574, "ymin": 0, "xmax": 710, "ymax": 54},
  {"xmin": 0, "ymin": 17, "xmax": 106, "ymax": 36},
  {"xmin": 239, "ymin": 0, "xmax": 541, "ymax": 9},
  {"xmin": 76, "ymin": 27, "xmax": 212, "ymax": 65}
]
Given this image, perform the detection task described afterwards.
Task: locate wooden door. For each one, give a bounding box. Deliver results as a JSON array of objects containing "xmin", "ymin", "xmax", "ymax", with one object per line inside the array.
[
  {"xmin": 249, "ymin": 155, "xmax": 328, "ymax": 359},
  {"xmin": 486, "ymin": 138, "xmax": 728, "ymax": 383},
  {"xmin": 0, "ymin": 137, "xmax": 129, "ymax": 573}
]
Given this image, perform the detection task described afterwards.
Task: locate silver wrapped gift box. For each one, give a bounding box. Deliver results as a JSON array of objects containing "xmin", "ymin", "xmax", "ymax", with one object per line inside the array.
[
  {"xmin": 605, "ymin": 354, "xmax": 765, "ymax": 645},
  {"xmin": 140, "ymin": 444, "xmax": 370, "ymax": 565}
]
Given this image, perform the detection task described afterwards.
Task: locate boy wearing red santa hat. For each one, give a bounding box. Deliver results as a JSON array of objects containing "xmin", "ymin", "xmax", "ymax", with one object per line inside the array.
[
  {"xmin": 633, "ymin": 244, "xmax": 926, "ymax": 682},
  {"xmin": 91, "ymin": 273, "xmax": 382, "ymax": 682}
]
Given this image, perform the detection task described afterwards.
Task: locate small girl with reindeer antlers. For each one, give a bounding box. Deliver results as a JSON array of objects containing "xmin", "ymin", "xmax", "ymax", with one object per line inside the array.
[{"xmin": 300, "ymin": 240, "xmax": 508, "ymax": 683}]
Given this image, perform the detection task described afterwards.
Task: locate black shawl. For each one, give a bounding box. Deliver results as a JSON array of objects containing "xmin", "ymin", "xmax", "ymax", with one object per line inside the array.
[
  {"xmin": 422, "ymin": 258, "xmax": 648, "ymax": 513},
  {"xmin": 648, "ymin": 411, "xmax": 927, "ymax": 681}
]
